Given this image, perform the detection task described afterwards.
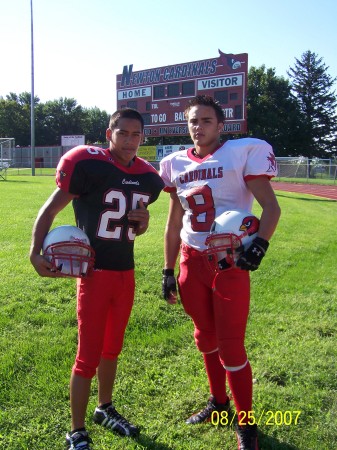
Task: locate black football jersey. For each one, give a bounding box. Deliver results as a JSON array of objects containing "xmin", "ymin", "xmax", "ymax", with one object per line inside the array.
[{"xmin": 56, "ymin": 145, "xmax": 164, "ymax": 270}]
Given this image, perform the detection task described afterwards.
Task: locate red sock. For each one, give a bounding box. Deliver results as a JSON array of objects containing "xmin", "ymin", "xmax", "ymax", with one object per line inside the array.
[
  {"xmin": 203, "ymin": 351, "xmax": 228, "ymax": 404},
  {"xmin": 226, "ymin": 361, "xmax": 253, "ymax": 423}
]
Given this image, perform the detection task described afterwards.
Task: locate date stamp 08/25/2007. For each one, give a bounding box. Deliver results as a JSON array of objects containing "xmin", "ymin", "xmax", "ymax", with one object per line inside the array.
[{"xmin": 211, "ymin": 410, "xmax": 302, "ymax": 427}]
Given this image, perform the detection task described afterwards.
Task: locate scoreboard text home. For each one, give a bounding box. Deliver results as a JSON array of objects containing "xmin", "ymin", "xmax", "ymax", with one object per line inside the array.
[{"xmin": 116, "ymin": 50, "xmax": 248, "ymax": 137}]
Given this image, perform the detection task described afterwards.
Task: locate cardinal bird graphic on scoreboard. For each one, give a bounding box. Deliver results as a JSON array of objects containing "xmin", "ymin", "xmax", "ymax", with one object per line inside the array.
[{"xmin": 218, "ymin": 49, "xmax": 243, "ymax": 70}]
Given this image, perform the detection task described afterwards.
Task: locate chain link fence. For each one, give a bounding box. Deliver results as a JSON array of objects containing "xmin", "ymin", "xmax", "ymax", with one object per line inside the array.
[
  {"xmin": 275, "ymin": 157, "xmax": 337, "ymax": 183},
  {"xmin": 3, "ymin": 147, "xmax": 337, "ymax": 184}
]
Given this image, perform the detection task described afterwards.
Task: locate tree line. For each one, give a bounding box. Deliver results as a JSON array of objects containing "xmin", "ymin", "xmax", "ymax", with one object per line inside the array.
[
  {"xmin": 0, "ymin": 93, "xmax": 110, "ymax": 150},
  {"xmin": 0, "ymin": 51, "xmax": 336, "ymax": 158}
]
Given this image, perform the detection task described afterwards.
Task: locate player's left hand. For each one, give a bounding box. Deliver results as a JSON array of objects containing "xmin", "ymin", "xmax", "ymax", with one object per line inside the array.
[
  {"xmin": 127, "ymin": 198, "xmax": 149, "ymax": 235},
  {"xmin": 236, "ymin": 237, "xmax": 269, "ymax": 271}
]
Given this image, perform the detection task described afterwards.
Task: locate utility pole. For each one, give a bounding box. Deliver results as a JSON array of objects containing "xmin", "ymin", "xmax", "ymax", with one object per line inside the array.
[{"xmin": 30, "ymin": 0, "xmax": 35, "ymax": 176}]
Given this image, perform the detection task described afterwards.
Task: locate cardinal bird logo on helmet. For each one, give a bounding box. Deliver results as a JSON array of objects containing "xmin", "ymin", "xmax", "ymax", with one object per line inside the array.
[
  {"xmin": 203, "ymin": 210, "xmax": 260, "ymax": 274},
  {"xmin": 239, "ymin": 216, "xmax": 259, "ymax": 237}
]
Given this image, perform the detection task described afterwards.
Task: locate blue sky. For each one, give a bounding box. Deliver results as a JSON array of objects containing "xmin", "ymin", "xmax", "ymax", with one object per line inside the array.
[{"xmin": 1, "ymin": 0, "xmax": 336, "ymax": 113}]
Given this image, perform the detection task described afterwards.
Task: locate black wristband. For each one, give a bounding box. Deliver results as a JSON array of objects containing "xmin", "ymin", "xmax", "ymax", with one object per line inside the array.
[
  {"xmin": 253, "ymin": 237, "xmax": 269, "ymax": 252},
  {"xmin": 162, "ymin": 268, "xmax": 174, "ymax": 276}
]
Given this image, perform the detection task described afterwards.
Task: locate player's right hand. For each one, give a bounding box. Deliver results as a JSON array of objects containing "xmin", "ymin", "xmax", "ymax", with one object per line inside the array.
[
  {"xmin": 30, "ymin": 253, "xmax": 66, "ymax": 278},
  {"xmin": 162, "ymin": 269, "xmax": 177, "ymax": 304}
]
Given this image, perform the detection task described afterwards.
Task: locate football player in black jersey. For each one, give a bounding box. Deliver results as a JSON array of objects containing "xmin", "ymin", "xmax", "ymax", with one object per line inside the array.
[{"xmin": 30, "ymin": 108, "xmax": 164, "ymax": 450}]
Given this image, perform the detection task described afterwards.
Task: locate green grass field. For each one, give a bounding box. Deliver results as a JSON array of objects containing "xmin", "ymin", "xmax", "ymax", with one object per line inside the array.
[
  {"xmin": 0, "ymin": 176, "xmax": 336, "ymax": 450},
  {"xmin": 273, "ymin": 177, "xmax": 337, "ymax": 186}
]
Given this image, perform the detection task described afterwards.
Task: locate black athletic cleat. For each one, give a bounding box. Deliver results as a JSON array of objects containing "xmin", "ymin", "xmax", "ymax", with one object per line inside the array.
[
  {"xmin": 186, "ymin": 395, "xmax": 230, "ymax": 424},
  {"xmin": 65, "ymin": 430, "xmax": 92, "ymax": 450},
  {"xmin": 235, "ymin": 423, "xmax": 259, "ymax": 450},
  {"xmin": 93, "ymin": 404, "xmax": 139, "ymax": 437}
]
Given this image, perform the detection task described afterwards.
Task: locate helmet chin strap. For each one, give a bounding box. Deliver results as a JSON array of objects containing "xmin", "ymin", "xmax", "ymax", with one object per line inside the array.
[
  {"xmin": 211, "ymin": 246, "xmax": 238, "ymax": 299},
  {"xmin": 217, "ymin": 254, "xmax": 232, "ymax": 270},
  {"xmin": 212, "ymin": 271, "xmax": 231, "ymax": 300}
]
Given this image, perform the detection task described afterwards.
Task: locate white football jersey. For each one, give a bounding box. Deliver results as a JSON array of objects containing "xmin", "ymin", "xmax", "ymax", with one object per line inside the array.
[{"xmin": 160, "ymin": 137, "xmax": 277, "ymax": 250}]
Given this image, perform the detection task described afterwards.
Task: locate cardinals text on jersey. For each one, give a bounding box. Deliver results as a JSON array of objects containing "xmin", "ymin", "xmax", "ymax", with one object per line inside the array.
[{"xmin": 160, "ymin": 138, "xmax": 277, "ymax": 251}]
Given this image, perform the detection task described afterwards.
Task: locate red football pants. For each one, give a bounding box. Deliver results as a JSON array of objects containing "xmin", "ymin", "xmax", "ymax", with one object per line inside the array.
[
  {"xmin": 178, "ymin": 243, "xmax": 250, "ymax": 368},
  {"xmin": 73, "ymin": 269, "xmax": 135, "ymax": 378}
]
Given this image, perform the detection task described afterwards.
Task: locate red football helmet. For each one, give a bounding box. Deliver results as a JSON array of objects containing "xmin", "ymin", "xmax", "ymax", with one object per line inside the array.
[
  {"xmin": 43, "ymin": 225, "xmax": 95, "ymax": 278},
  {"xmin": 204, "ymin": 210, "xmax": 260, "ymax": 272}
]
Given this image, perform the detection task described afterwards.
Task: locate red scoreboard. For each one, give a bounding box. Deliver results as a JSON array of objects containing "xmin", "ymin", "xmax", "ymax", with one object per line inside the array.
[{"xmin": 116, "ymin": 49, "xmax": 248, "ymax": 137}]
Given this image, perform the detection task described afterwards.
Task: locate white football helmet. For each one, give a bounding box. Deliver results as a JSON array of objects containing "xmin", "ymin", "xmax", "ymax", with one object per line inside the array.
[
  {"xmin": 43, "ymin": 225, "xmax": 95, "ymax": 277},
  {"xmin": 204, "ymin": 210, "xmax": 260, "ymax": 272}
]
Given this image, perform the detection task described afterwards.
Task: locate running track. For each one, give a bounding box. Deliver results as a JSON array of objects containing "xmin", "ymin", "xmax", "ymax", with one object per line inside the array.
[{"xmin": 271, "ymin": 181, "xmax": 337, "ymax": 200}]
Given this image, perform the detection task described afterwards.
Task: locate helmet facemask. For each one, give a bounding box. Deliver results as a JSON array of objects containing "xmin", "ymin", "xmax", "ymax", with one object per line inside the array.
[
  {"xmin": 43, "ymin": 241, "xmax": 95, "ymax": 277},
  {"xmin": 204, "ymin": 232, "xmax": 242, "ymax": 273},
  {"xmin": 43, "ymin": 225, "xmax": 95, "ymax": 278}
]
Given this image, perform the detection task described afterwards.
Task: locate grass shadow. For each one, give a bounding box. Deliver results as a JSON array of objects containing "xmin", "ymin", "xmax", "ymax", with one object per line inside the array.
[
  {"xmin": 275, "ymin": 193, "xmax": 336, "ymax": 202},
  {"xmin": 132, "ymin": 433, "xmax": 175, "ymax": 450},
  {"xmin": 259, "ymin": 430, "xmax": 299, "ymax": 449}
]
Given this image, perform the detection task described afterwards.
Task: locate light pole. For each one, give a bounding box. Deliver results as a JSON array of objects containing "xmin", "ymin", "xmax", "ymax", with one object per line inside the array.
[{"xmin": 30, "ymin": 0, "xmax": 35, "ymax": 176}]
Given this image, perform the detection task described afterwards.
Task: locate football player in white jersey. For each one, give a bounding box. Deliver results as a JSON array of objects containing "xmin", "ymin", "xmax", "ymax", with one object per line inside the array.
[{"xmin": 160, "ymin": 95, "xmax": 281, "ymax": 450}]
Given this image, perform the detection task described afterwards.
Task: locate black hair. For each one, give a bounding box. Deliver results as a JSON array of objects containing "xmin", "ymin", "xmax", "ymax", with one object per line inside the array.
[
  {"xmin": 109, "ymin": 108, "xmax": 144, "ymax": 131},
  {"xmin": 184, "ymin": 95, "xmax": 225, "ymax": 123}
]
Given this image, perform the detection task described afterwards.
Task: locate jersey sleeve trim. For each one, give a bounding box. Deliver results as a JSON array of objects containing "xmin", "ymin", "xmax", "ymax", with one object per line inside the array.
[
  {"xmin": 244, "ymin": 174, "xmax": 275, "ymax": 182},
  {"xmin": 163, "ymin": 186, "xmax": 176, "ymax": 193}
]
